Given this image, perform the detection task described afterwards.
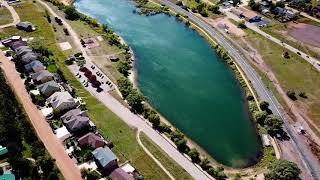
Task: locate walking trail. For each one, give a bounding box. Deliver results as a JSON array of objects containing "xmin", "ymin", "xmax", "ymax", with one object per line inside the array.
[
  {"xmin": 0, "ymin": 53, "xmax": 82, "ymax": 180},
  {"xmin": 0, "ymin": 0, "xmax": 20, "ymax": 29}
]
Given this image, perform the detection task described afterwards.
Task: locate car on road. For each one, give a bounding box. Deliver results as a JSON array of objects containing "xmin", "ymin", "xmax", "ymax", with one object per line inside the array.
[{"xmin": 297, "ymin": 52, "xmax": 301, "ymax": 55}]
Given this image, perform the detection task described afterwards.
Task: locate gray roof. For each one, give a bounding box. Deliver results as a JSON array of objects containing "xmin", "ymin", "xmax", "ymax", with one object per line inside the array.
[
  {"xmin": 61, "ymin": 108, "xmax": 90, "ymax": 132},
  {"xmin": 24, "ymin": 60, "xmax": 44, "ymax": 72},
  {"xmin": 92, "ymin": 147, "xmax": 117, "ymax": 168},
  {"xmin": 32, "ymin": 70, "xmax": 53, "ymax": 82},
  {"xmin": 15, "ymin": 46, "xmax": 32, "ymax": 56},
  {"xmin": 21, "ymin": 52, "xmax": 38, "ymax": 64},
  {"xmin": 16, "ymin": 21, "xmax": 35, "ymax": 30},
  {"xmin": 109, "ymin": 168, "xmax": 134, "ymax": 180},
  {"xmin": 37, "ymin": 80, "xmax": 60, "ymax": 96},
  {"xmin": 47, "ymin": 91, "xmax": 77, "ymax": 110}
]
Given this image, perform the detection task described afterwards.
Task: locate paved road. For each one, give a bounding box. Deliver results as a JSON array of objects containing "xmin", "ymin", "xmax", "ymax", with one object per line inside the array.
[
  {"xmin": 224, "ymin": 10, "xmax": 320, "ymax": 72},
  {"xmin": 0, "ymin": 53, "xmax": 82, "ymax": 180},
  {"xmin": 157, "ymin": 0, "xmax": 320, "ymax": 179},
  {"xmin": 0, "ymin": 0, "xmax": 20, "ymax": 29},
  {"xmin": 38, "ymin": 0, "xmax": 211, "ymax": 179}
]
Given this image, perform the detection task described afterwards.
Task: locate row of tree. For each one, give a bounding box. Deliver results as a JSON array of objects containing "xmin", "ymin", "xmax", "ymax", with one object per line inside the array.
[{"xmin": 0, "ymin": 71, "xmax": 61, "ymax": 180}]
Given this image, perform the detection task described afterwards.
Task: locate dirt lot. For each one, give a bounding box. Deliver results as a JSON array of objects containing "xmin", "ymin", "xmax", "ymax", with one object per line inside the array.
[
  {"xmin": 205, "ymin": 16, "xmax": 246, "ymax": 37},
  {"xmin": 288, "ymin": 22, "xmax": 320, "ymax": 47}
]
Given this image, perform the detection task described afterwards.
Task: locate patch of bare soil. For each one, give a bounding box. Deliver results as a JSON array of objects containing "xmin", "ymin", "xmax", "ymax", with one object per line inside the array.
[
  {"xmin": 204, "ymin": 16, "xmax": 246, "ymax": 37},
  {"xmin": 287, "ymin": 22, "xmax": 320, "ymax": 47}
]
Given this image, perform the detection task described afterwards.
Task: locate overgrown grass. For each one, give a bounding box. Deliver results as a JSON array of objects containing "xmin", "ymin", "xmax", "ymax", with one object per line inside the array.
[
  {"xmin": 140, "ymin": 132, "xmax": 193, "ymax": 180},
  {"xmin": 0, "ymin": 0, "xmax": 171, "ymax": 179},
  {"xmin": 0, "ymin": 6, "xmax": 13, "ymax": 25}
]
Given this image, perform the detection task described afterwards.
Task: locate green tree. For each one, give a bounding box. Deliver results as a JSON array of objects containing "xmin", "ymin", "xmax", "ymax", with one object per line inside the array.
[
  {"xmin": 312, "ymin": 0, "xmax": 318, "ymax": 8},
  {"xmin": 126, "ymin": 89, "xmax": 145, "ymax": 113},
  {"xmin": 254, "ymin": 111, "xmax": 268, "ymax": 125},
  {"xmin": 188, "ymin": 148, "xmax": 201, "ymax": 163},
  {"xmin": 117, "ymin": 77, "xmax": 133, "ymax": 98},
  {"xmin": 265, "ymin": 160, "xmax": 301, "ymax": 180},
  {"xmin": 64, "ymin": 6, "xmax": 80, "ymax": 20},
  {"xmin": 116, "ymin": 60, "xmax": 131, "ymax": 77},
  {"xmin": 233, "ymin": 173, "xmax": 242, "ymax": 180},
  {"xmin": 265, "ymin": 115, "xmax": 283, "ymax": 135},
  {"xmin": 259, "ymin": 101, "xmax": 270, "ymax": 111},
  {"xmin": 148, "ymin": 112, "xmax": 160, "ymax": 128},
  {"xmin": 200, "ymin": 158, "xmax": 211, "ymax": 170}
]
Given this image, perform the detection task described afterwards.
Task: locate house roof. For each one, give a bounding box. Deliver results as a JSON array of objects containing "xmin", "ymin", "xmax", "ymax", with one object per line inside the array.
[
  {"xmin": 78, "ymin": 132, "xmax": 105, "ymax": 148},
  {"xmin": 32, "ymin": 70, "xmax": 53, "ymax": 82},
  {"xmin": 21, "ymin": 52, "xmax": 38, "ymax": 63},
  {"xmin": 47, "ymin": 91, "xmax": 76, "ymax": 110},
  {"xmin": 0, "ymin": 146, "xmax": 8, "ymax": 156},
  {"xmin": 16, "ymin": 21, "xmax": 35, "ymax": 29},
  {"xmin": 0, "ymin": 174, "xmax": 15, "ymax": 180},
  {"xmin": 92, "ymin": 147, "xmax": 117, "ymax": 168},
  {"xmin": 55, "ymin": 126, "xmax": 71, "ymax": 141},
  {"xmin": 24, "ymin": 60, "xmax": 44, "ymax": 72},
  {"xmin": 10, "ymin": 41, "xmax": 27, "ymax": 50},
  {"xmin": 15, "ymin": 46, "xmax": 32, "ymax": 56},
  {"xmin": 37, "ymin": 80, "xmax": 60, "ymax": 96},
  {"xmin": 109, "ymin": 168, "xmax": 134, "ymax": 180}
]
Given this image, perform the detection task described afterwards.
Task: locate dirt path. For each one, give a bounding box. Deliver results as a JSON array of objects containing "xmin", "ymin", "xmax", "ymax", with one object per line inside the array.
[{"xmin": 0, "ymin": 53, "xmax": 82, "ymax": 180}]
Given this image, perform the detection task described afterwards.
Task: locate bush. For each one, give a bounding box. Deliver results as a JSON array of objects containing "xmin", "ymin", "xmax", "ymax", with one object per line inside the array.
[
  {"xmin": 64, "ymin": 6, "xmax": 80, "ymax": 20},
  {"xmin": 188, "ymin": 148, "xmax": 201, "ymax": 163},
  {"xmin": 265, "ymin": 160, "xmax": 301, "ymax": 180},
  {"xmin": 286, "ymin": 90, "xmax": 297, "ymax": 100},
  {"xmin": 237, "ymin": 20, "xmax": 247, "ymax": 29}
]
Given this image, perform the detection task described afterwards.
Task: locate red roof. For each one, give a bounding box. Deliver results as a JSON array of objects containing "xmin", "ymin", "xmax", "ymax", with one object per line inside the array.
[
  {"xmin": 109, "ymin": 168, "xmax": 134, "ymax": 180},
  {"xmin": 78, "ymin": 132, "xmax": 105, "ymax": 148}
]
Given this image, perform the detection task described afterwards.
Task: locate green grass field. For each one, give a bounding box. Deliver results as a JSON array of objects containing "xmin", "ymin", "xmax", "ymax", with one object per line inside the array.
[
  {"xmin": 140, "ymin": 132, "xmax": 193, "ymax": 180},
  {"xmin": 0, "ymin": 0, "xmax": 171, "ymax": 179},
  {"xmin": 242, "ymin": 29, "xmax": 320, "ymax": 128},
  {"xmin": 0, "ymin": 6, "xmax": 13, "ymax": 25}
]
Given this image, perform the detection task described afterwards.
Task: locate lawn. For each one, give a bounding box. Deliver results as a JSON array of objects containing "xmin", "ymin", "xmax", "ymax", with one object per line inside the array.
[
  {"xmin": 0, "ymin": 6, "xmax": 13, "ymax": 25},
  {"xmin": 242, "ymin": 29, "xmax": 320, "ymax": 128},
  {"xmin": 140, "ymin": 132, "xmax": 193, "ymax": 180},
  {"xmin": 0, "ymin": 0, "xmax": 171, "ymax": 179}
]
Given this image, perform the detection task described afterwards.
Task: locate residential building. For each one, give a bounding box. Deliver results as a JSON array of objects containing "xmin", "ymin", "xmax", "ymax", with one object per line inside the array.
[
  {"xmin": 15, "ymin": 46, "xmax": 32, "ymax": 57},
  {"xmin": 78, "ymin": 132, "xmax": 106, "ymax": 149},
  {"xmin": 32, "ymin": 70, "xmax": 54, "ymax": 84},
  {"xmin": 20, "ymin": 52, "xmax": 38, "ymax": 64},
  {"xmin": 9, "ymin": 40, "xmax": 27, "ymax": 50},
  {"xmin": 47, "ymin": 91, "xmax": 78, "ymax": 111},
  {"xmin": 0, "ymin": 146, "xmax": 8, "ymax": 156},
  {"xmin": 55, "ymin": 126, "xmax": 72, "ymax": 142},
  {"xmin": 109, "ymin": 168, "xmax": 134, "ymax": 180},
  {"xmin": 61, "ymin": 109, "xmax": 90, "ymax": 133},
  {"xmin": 92, "ymin": 147, "xmax": 118, "ymax": 174},
  {"xmin": 24, "ymin": 60, "xmax": 45, "ymax": 72},
  {"xmin": 37, "ymin": 80, "xmax": 60, "ymax": 97},
  {"xmin": 16, "ymin": 21, "xmax": 36, "ymax": 32}
]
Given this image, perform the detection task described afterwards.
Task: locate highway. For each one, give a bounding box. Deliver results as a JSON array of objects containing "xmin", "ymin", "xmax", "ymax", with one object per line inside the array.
[{"xmin": 157, "ymin": 0, "xmax": 320, "ymax": 179}]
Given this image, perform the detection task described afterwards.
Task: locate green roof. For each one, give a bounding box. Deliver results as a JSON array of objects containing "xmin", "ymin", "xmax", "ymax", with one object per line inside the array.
[
  {"xmin": 0, "ymin": 174, "xmax": 15, "ymax": 180},
  {"xmin": 0, "ymin": 147, "xmax": 8, "ymax": 156}
]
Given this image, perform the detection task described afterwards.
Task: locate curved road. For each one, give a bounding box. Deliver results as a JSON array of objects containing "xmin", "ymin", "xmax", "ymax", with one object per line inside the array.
[{"xmin": 157, "ymin": 0, "xmax": 320, "ymax": 179}]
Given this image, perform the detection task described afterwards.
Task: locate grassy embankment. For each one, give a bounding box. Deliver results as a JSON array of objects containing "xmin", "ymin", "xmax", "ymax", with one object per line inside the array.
[
  {"xmin": 239, "ymin": 27, "xmax": 320, "ymax": 132},
  {"xmin": 0, "ymin": 6, "xmax": 13, "ymax": 25},
  {"xmin": 0, "ymin": 0, "xmax": 172, "ymax": 179},
  {"xmin": 262, "ymin": 17, "xmax": 320, "ymax": 60}
]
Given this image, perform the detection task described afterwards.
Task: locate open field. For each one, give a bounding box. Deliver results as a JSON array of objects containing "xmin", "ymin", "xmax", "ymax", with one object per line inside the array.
[
  {"xmin": 140, "ymin": 132, "xmax": 193, "ymax": 180},
  {"xmin": 0, "ymin": 0, "xmax": 171, "ymax": 179},
  {"xmin": 239, "ymin": 28, "xmax": 320, "ymax": 129},
  {"xmin": 0, "ymin": 6, "xmax": 12, "ymax": 25}
]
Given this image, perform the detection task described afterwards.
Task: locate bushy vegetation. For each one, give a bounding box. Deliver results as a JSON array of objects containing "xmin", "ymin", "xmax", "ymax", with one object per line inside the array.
[
  {"xmin": 0, "ymin": 71, "xmax": 61, "ymax": 179},
  {"xmin": 265, "ymin": 160, "xmax": 301, "ymax": 180}
]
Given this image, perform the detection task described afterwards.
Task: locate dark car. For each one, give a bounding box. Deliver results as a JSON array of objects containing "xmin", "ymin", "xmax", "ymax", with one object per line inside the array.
[{"xmin": 297, "ymin": 52, "xmax": 301, "ymax": 55}]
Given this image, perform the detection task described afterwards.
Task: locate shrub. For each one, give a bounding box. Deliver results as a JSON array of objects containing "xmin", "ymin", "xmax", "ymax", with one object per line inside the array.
[{"xmin": 286, "ymin": 90, "xmax": 297, "ymax": 100}]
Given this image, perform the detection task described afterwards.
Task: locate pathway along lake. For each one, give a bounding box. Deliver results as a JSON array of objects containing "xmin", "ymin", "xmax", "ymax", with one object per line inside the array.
[{"xmin": 75, "ymin": 0, "xmax": 262, "ymax": 167}]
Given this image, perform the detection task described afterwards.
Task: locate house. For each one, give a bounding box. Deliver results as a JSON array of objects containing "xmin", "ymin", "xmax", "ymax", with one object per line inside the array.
[
  {"xmin": 9, "ymin": 40, "xmax": 27, "ymax": 50},
  {"xmin": 16, "ymin": 21, "xmax": 36, "ymax": 32},
  {"xmin": 0, "ymin": 146, "xmax": 8, "ymax": 156},
  {"xmin": 259, "ymin": 1, "xmax": 269, "ymax": 6},
  {"xmin": 32, "ymin": 70, "xmax": 54, "ymax": 84},
  {"xmin": 15, "ymin": 46, "xmax": 32, "ymax": 57},
  {"xmin": 261, "ymin": 9, "xmax": 269, "ymax": 14},
  {"xmin": 92, "ymin": 147, "xmax": 118, "ymax": 174},
  {"xmin": 109, "ymin": 168, "xmax": 134, "ymax": 180},
  {"xmin": 37, "ymin": 80, "xmax": 60, "ymax": 97},
  {"xmin": 273, "ymin": 7, "xmax": 286, "ymax": 15},
  {"xmin": 47, "ymin": 91, "xmax": 78, "ymax": 111},
  {"xmin": 20, "ymin": 52, "xmax": 38, "ymax": 64},
  {"xmin": 55, "ymin": 126, "xmax": 72, "ymax": 141},
  {"xmin": 78, "ymin": 132, "xmax": 106, "ymax": 149},
  {"xmin": 24, "ymin": 60, "xmax": 45, "ymax": 72},
  {"xmin": 61, "ymin": 108, "xmax": 90, "ymax": 133}
]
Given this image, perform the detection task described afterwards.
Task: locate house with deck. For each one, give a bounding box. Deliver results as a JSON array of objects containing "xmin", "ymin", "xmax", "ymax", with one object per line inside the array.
[
  {"xmin": 92, "ymin": 147, "xmax": 118, "ymax": 174},
  {"xmin": 61, "ymin": 108, "xmax": 90, "ymax": 133}
]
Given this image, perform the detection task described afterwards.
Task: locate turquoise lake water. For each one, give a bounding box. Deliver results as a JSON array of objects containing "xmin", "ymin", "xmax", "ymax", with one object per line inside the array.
[{"xmin": 75, "ymin": 0, "xmax": 261, "ymax": 167}]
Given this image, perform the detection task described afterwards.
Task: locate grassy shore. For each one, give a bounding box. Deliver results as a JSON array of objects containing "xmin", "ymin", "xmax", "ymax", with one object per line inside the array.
[
  {"xmin": 0, "ymin": 0, "xmax": 173, "ymax": 179},
  {"xmin": 139, "ymin": 132, "xmax": 193, "ymax": 180}
]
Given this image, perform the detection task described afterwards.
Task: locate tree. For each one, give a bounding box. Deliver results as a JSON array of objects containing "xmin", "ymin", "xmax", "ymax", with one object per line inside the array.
[
  {"xmin": 265, "ymin": 160, "xmax": 301, "ymax": 180},
  {"xmin": 248, "ymin": 0, "xmax": 256, "ymax": 7},
  {"xmin": 148, "ymin": 111, "xmax": 160, "ymax": 128},
  {"xmin": 117, "ymin": 77, "xmax": 133, "ymax": 98},
  {"xmin": 259, "ymin": 101, "xmax": 270, "ymax": 111},
  {"xmin": 265, "ymin": 115, "xmax": 283, "ymax": 135},
  {"xmin": 237, "ymin": 20, "xmax": 247, "ymax": 29},
  {"xmin": 126, "ymin": 89, "xmax": 145, "ymax": 113},
  {"xmin": 117, "ymin": 60, "xmax": 131, "ymax": 77},
  {"xmin": 254, "ymin": 111, "xmax": 268, "ymax": 125},
  {"xmin": 176, "ymin": 138, "xmax": 188, "ymax": 152},
  {"xmin": 188, "ymin": 148, "xmax": 201, "ymax": 163},
  {"xmin": 233, "ymin": 173, "xmax": 242, "ymax": 180},
  {"xmin": 312, "ymin": 0, "xmax": 318, "ymax": 8},
  {"xmin": 286, "ymin": 90, "xmax": 297, "ymax": 100},
  {"xmin": 233, "ymin": 0, "xmax": 241, "ymax": 6},
  {"xmin": 64, "ymin": 6, "xmax": 80, "ymax": 20},
  {"xmin": 200, "ymin": 158, "xmax": 211, "ymax": 170}
]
